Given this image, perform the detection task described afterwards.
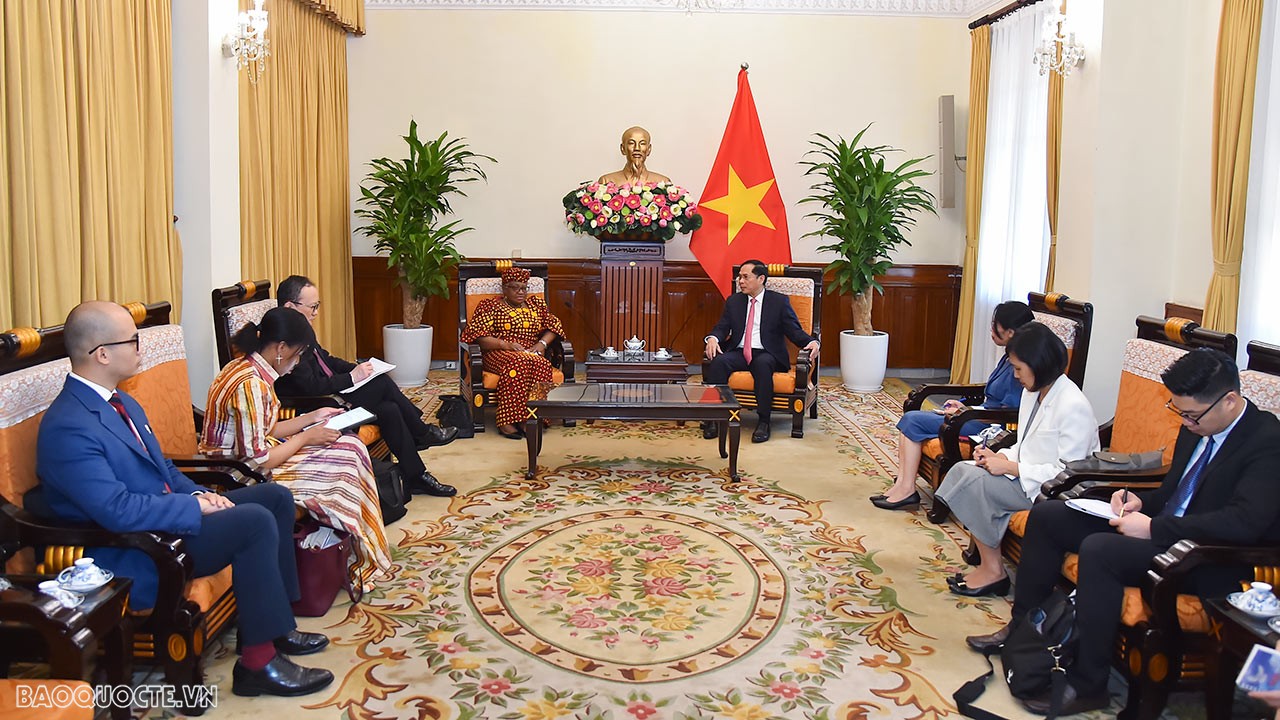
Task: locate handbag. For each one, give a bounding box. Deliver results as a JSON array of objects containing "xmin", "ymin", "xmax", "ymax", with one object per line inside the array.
[
  {"xmin": 290, "ymin": 521, "xmax": 361, "ymax": 617},
  {"xmin": 371, "ymin": 457, "xmax": 408, "ymax": 525},
  {"xmin": 435, "ymin": 394, "xmax": 474, "ymax": 438},
  {"xmin": 953, "ymin": 590, "xmax": 1078, "ymax": 720}
]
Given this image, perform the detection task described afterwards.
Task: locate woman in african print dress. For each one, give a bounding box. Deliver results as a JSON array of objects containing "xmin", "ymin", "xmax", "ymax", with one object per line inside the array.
[
  {"xmin": 200, "ymin": 308, "xmax": 392, "ymax": 590},
  {"xmin": 460, "ymin": 267, "xmax": 567, "ymax": 439}
]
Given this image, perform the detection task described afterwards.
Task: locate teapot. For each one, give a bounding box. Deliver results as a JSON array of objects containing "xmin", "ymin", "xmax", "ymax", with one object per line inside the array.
[{"xmin": 623, "ymin": 335, "xmax": 646, "ymax": 353}]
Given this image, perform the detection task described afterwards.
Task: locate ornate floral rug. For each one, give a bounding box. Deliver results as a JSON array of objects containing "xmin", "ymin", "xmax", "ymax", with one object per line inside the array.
[{"xmin": 139, "ymin": 374, "xmax": 1199, "ymax": 720}]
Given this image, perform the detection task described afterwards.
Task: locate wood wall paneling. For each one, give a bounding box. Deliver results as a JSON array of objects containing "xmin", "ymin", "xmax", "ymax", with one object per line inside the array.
[{"xmin": 351, "ymin": 257, "xmax": 961, "ymax": 370}]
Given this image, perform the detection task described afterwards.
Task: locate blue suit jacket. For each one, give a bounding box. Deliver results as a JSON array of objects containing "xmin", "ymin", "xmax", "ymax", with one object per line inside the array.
[
  {"xmin": 36, "ymin": 377, "xmax": 204, "ymax": 609},
  {"xmin": 708, "ymin": 289, "xmax": 816, "ymax": 372}
]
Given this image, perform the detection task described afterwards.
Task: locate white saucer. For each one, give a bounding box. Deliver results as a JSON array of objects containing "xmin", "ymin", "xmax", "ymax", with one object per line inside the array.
[
  {"xmin": 599, "ymin": 352, "xmax": 618, "ymax": 359},
  {"xmin": 1268, "ymin": 616, "xmax": 1280, "ymax": 634},
  {"xmin": 58, "ymin": 570, "xmax": 113, "ymax": 594},
  {"xmin": 1228, "ymin": 591, "xmax": 1280, "ymax": 619},
  {"xmin": 654, "ymin": 353, "xmax": 672, "ymax": 360}
]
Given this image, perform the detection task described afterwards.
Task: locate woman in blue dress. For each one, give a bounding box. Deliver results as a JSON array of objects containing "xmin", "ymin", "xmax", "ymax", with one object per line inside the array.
[{"xmin": 871, "ymin": 301, "xmax": 1035, "ymax": 509}]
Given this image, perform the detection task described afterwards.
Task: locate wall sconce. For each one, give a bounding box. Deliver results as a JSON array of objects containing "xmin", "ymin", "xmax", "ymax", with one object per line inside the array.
[
  {"xmin": 1033, "ymin": 0, "xmax": 1085, "ymax": 78},
  {"xmin": 222, "ymin": 0, "xmax": 270, "ymax": 84}
]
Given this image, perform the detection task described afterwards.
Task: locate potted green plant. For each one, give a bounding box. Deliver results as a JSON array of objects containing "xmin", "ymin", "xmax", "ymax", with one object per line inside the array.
[
  {"xmin": 800, "ymin": 125, "xmax": 936, "ymax": 391},
  {"xmin": 355, "ymin": 119, "xmax": 494, "ymax": 386}
]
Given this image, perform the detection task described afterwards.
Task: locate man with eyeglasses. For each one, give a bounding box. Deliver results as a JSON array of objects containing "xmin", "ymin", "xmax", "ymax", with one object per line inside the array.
[
  {"xmin": 35, "ymin": 302, "xmax": 336, "ymax": 697},
  {"xmin": 275, "ymin": 275, "xmax": 458, "ymax": 498},
  {"xmin": 964, "ymin": 348, "xmax": 1280, "ymax": 715}
]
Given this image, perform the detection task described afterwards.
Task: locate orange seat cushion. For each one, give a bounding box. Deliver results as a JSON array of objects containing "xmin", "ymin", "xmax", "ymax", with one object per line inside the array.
[
  {"xmin": 356, "ymin": 424, "xmax": 381, "ymax": 446},
  {"xmin": 922, "ymin": 437, "xmax": 975, "ymax": 462},
  {"xmin": 481, "ymin": 369, "xmax": 565, "ymax": 390},
  {"xmin": 727, "ymin": 370, "xmax": 798, "ymax": 395},
  {"xmin": 1056, "ymin": 552, "xmax": 1208, "ymax": 633},
  {"xmin": 1008, "ymin": 509, "xmax": 1030, "ymax": 538},
  {"xmin": 185, "ymin": 566, "xmax": 234, "ymax": 613}
]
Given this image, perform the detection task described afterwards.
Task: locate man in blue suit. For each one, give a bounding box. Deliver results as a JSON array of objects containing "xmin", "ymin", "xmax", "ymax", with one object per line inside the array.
[
  {"xmin": 703, "ymin": 260, "xmax": 819, "ymax": 443},
  {"xmin": 36, "ymin": 301, "xmax": 334, "ymax": 697}
]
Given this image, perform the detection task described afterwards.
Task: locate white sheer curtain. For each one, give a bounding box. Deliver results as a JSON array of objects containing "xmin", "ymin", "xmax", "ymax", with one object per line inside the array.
[
  {"xmin": 969, "ymin": 3, "xmax": 1052, "ymax": 382},
  {"xmin": 1240, "ymin": 0, "xmax": 1280, "ymax": 360}
]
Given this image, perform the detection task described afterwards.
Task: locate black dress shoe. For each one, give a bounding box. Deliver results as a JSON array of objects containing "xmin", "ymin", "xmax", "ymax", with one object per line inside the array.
[
  {"xmin": 415, "ymin": 424, "xmax": 459, "ymax": 451},
  {"xmin": 274, "ymin": 629, "xmax": 329, "ymax": 656},
  {"xmin": 751, "ymin": 423, "xmax": 771, "ymax": 443},
  {"xmin": 700, "ymin": 421, "xmax": 718, "ymax": 440},
  {"xmin": 497, "ymin": 427, "xmax": 523, "ymax": 440},
  {"xmin": 965, "ymin": 623, "xmax": 1011, "ymax": 654},
  {"xmin": 232, "ymin": 655, "xmax": 335, "ymax": 697},
  {"xmin": 871, "ymin": 492, "xmax": 920, "ymax": 510},
  {"xmin": 1020, "ymin": 682, "xmax": 1110, "ymax": 715},
  {"xmin": 947, "ymin": 574, "xmax": 1010, "ymax": 597},
  {"xmin": 868, "ymin": 494, "xmax": 886, "ymax": 501},
  {"xmin": 961, "ymin": 541, "xmax": 980, "ymax": 566},
  {"xmin": 408, "ymin": 471, "xmax": 456, "ymax": 497}
]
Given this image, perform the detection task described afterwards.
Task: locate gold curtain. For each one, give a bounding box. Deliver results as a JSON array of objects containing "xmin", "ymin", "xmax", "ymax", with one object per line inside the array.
[
  {"xmin": 1044, "ymin": 41, "xmax": 1064, "ymax": 292},
  {"xmin": 297, "ymin": 0, "xmax": 365, "ymax": 35},
  {"xmin": 0, "ymin": 0, "xmax": 181, "ymax": 330},
  {"xmin": 950, "ymin": 25, "xmax": 992, "ymax": 383},
  {"xmin": 240, "ymin": 0, "xmax": 356, "ymax": 358},
  {"xmin": 1203, "ymin": 0, "xmax": 1264, "ymax": 332}
]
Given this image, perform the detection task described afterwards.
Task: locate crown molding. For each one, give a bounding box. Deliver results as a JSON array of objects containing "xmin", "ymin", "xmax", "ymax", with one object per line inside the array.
[{"xmin": 366, "ymin": 0, "xmax": 995, "ymax": 18}]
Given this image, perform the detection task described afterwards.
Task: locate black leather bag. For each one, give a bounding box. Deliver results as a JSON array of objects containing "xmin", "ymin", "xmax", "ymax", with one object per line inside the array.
[
  {"xmin": 954, "ymin": 590, "xmax": 1078, "ymax": 720},
  {"xmin": 371, "ymin": 457, "xmax": 408, "ymax": 525},
  {"xmin": 435, "ymin": 394, "xmax": 474, "ymax": 438}
]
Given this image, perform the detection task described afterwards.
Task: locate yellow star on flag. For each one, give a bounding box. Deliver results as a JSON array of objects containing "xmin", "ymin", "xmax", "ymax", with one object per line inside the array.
[{"xmin": 699, "ymin": 166, "xmax": 776, "ymax": 245}]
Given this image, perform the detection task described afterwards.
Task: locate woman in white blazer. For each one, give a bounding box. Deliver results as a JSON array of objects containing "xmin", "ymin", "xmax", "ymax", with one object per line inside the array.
[{"xmin": 935, "ymin": 322, "xmax": 1100, "ymax": 597}]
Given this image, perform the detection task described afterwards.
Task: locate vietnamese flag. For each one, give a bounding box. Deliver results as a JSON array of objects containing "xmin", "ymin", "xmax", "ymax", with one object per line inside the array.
[{"xmin": 690, "ymin": 67, "xmax": 791, "ymax": 298}]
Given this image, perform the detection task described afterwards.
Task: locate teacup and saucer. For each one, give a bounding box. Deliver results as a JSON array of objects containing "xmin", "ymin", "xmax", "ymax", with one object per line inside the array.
[
  {"xmin": 654, "ymin": 347, "xmax": 673, "ymax": 359},
  {"xmin": 39, "ymin": 580, "xmax": 84, "ymax": 609},
  {"xmin": 1229, "ymin": 581, "xmax": 1280, "ymax": 618},
  {"xmin": 600, "ymin": 346, "xmax": 619, "ymax": 359},
  {"xmin": 57, "ymin": 557, "xmax": 113, "ymax": 593}
]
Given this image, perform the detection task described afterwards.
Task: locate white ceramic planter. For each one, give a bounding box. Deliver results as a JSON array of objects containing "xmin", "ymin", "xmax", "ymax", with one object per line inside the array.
[
  {"xmin": 839, "ymin": 330, "xmax": 889, "ymax": 392},
  {"xmin": 383, "ymin": 324, "xmax": 433, "ymax": 388}
]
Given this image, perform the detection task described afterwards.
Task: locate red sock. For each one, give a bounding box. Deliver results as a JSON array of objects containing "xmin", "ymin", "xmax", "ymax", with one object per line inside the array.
[{"xmin": 241, "ymin": 641, "xmax": 277, "ymax": 671}]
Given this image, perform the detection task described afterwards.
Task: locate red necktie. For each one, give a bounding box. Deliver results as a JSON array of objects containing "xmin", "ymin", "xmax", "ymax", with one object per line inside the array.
[
  {"xmin": 743, "ymin": 297, "xmax": 757, "ymax": 365},
  {"xmin": 314, "ymin": 349, "xmax": 334, "ymax": 377},
  {"xmin": 109, "ymin": 392, "xmax": 168, "ymax": 492}
]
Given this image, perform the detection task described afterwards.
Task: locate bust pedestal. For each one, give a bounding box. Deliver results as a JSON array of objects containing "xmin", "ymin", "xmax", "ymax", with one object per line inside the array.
[{"xmin": 599, "ymin": 236, "xmax": 664, "ymax": 349}]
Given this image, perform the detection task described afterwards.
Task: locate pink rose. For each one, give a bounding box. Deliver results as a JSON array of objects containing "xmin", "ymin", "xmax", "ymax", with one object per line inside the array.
[
  {"xmin": 574, "ymin": 559, "xmax": 614, "ymax": 576},
  {"xmin": 652, "ymin": 534, "xmax": 683, "ymax": 549},
  {"xmin": 643, "ymin": 577, "xmax": 687, "ymax": 596},
  {"xmin": 685, "ymin": 207, "xmax": 696, "ymax": 217}
]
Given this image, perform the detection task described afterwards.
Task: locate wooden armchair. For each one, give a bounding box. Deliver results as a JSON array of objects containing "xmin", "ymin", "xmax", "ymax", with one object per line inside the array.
[
  {"xmin": 0, "ymin": 302, "xmax": 255, "ymax": 716},
  {"xmin": 212, "ymin": 279, "xmax": 388, "ymax": 458},
  {"xmin": 1034, "ymin": 339, "xmax": 1280, "ymax": 720},
  {"xmin": 910, "ymin": 291, "xmax": 1094, "ymax": 523},
  {"xmin": 701, "ymin": 264, "xmax": 822, "ymax": 439},
  {"xmin": 457, "ymin": 261, "xmax": 576, "ymax": 435}
]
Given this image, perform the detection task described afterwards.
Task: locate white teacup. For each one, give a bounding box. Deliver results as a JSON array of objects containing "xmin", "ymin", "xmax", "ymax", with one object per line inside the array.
[
  {"xmin": 654, "ymin": 347, "xmax": 672, "ymax": 358},
  {"xmin": 39, "ymin": 580, "xmax": 83, "ymax": 608},
  {"xmin": 602, "ymin": 346, "xmax": 617, "ymax": 356},
  {"xmin": 58, "ymin": 557, "xmax": 108, "ymax": 588},
  {"xmin": 1244, "ymin": 582, "xmax": 1280, "ymax": 613}
]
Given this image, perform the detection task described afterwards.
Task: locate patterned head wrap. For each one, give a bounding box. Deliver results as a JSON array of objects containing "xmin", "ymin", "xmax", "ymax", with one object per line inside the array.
[{"xmin": 501, "ymin": 267, "xmax": 531, "ymax": 284}]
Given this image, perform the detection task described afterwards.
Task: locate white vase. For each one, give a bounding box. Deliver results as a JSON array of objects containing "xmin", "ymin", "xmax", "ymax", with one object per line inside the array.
[
  {"xmin": 382, "ymin": 324, "xmax": 433, "ymax": 388},
  {"xmin": 839, "ymin": 330, "xmax": 889, "ymax": 392}
]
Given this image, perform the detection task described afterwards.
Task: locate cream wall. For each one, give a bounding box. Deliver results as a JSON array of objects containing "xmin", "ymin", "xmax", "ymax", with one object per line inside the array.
[
  {"xmin": 346, "ymin": 9, "xmax": 971, "ymax": 265},
  {"xmin": 1053, "ymin": 0, "xmax": 1221, "ymax": 419}
]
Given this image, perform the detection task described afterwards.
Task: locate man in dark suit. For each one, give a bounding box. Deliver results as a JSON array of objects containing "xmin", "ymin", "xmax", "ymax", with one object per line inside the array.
[
  {"xmin": 702, "ymin": 260, "xmax": 819, "ymax": 443},
  {"xmin": 275, "ymin": 275, "xmax": 457, "ymax": 497},
  {"xmin": 36, "ymin": 301, "xmax": 334, "ymax": 697},
  {"xmin": 965, "ymin": 348, "xmax": 1280, "ymax": 714}
]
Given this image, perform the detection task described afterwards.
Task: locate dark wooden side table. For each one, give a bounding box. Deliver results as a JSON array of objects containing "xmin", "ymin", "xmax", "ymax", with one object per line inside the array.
[
  {"xmin": 0, "ymin": 575, "xmax": 133, "ymax": 720},
  {"xmin": 525, "ymin": 382, "xmax": 741, "ymax": 481},
  {"xmin": 584, "ymin": 350, "xmax": 690, "ymax": 384},
  {"xmin": 1204, "ymin": 596, "xmax": 1278, "ymax": 720}
]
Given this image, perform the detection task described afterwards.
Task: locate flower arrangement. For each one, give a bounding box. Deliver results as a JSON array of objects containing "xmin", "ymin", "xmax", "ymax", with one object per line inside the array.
[{"xmin": 563, "ymin": 181, "xmax": 703, "ymax": 242}]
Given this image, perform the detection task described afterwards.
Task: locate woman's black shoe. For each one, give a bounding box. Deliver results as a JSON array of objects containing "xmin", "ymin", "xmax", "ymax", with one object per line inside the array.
[
  {"xmin": 700, "ymin": 421, "xmax": 718, "ymax": 440},
  {"xmin": 497, "ymin": 426, "xmax": 523, "ymax": 440},
  {"xmin": 870, "ymin": 492, "xmax": 920, "ymax": 510},
  {"xmin": 947, "ymin": 574, "xmax": 1010, "ymax": 597},
  {"xmin": 868, "ymin": 494, "xmax": 886, "ymax": 501},
  {"xmin": 961, "ymin": 541, "xmax": 980, "ymax": 566}
]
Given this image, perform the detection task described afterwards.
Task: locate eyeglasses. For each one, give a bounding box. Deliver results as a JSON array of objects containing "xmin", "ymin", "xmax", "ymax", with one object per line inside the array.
[
  {"xmin": 89, "ymin": 334, "xmax": 140, "ymax": 355},
  {"xmin": 1165, "ymin": 391, "xmax": 1230, "ymax": 425},
  {"xmin": 298, "ymin": 301, "xmax": 321, "ymax": 312},
  {"xmin": 503, "ymin": 283, "xmax": 528, "ymax": 291}
]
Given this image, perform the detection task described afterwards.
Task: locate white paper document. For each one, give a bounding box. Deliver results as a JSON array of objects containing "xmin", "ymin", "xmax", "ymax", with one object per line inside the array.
[
  {"xmin": 341, "ymin": 358, "xmax": 396, "ymax": 394},
  {"xmin": 1065, "ymin": 497, "xmax": 1120, "ymax": 520},
  {"xmin": 323, "ymin": 407, "xmax": 376, "ymax": 431}
]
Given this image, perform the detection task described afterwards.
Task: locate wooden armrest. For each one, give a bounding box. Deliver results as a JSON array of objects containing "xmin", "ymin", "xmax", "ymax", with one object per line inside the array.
[
  {"xmin": 1147, "ymin": 540, "xmax": 1280, "ymax": 632},
  {"xmin": 938, "ymin": 407, "xmax": 1019, "ymax": 459},
  {"xmin": 1097, "ymin": 419, "xmax": 1115, "ymax": 449},
  {"xmin": 279, "ymin": 394, "xmax": 348, "ymax": 413},
  {"xmin": 1040, "ymin": 465, "xmax": 1169, "ymax": 499},
  {"xmin": 168, "ymin": 454, "xmax": 267, "ymax": 484},
  {"xmin": 904, "ymin": 383, "xmax": 986, "ymax": 412}
]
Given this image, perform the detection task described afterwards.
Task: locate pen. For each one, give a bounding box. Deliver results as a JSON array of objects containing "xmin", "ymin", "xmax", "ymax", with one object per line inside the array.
[{"xmin": 1119, "ymin": 489, "xmax": 1129, "ymax": 518}]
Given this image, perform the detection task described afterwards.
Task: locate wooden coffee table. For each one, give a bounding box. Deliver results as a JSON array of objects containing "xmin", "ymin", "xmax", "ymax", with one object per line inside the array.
[
  {"xmin": 1203, "ymin": 596, "xmax": 1280, "ymax": 720},
  {"xmin": 584, "ymin": 350, "xmax": 690, "ymax": 384},
  {"xmin": 524, "ymin": 382, "xmax": 741, "ymax": 481}
]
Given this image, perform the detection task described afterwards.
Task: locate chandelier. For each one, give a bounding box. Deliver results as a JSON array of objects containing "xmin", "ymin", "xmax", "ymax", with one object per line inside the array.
[
  {"xmin": 1033, "ymin": 0, "xmax": 1084, "ymax": 78},
  {"xmin": 222, "ymin": 0, "xmax": 271, "ymax": 84}
]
